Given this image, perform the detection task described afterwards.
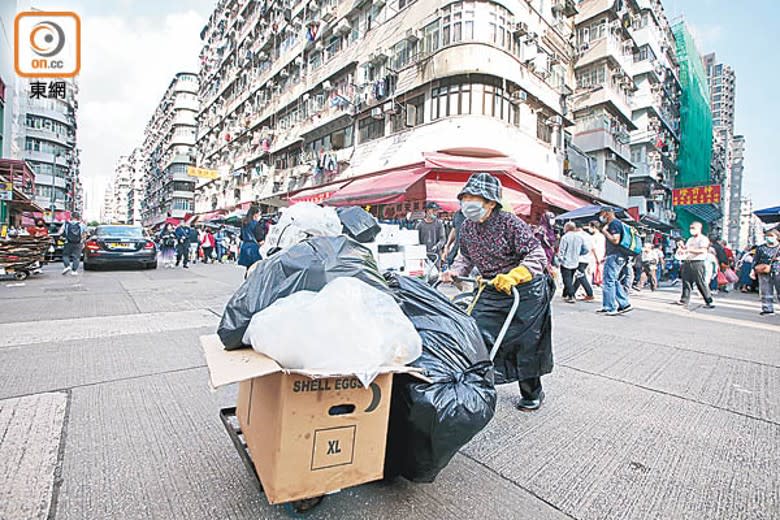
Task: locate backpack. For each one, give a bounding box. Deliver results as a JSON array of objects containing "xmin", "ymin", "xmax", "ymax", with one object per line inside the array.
[
  {"xmin": 64, "ymin": 222, "xmax": 82, "ymax": 243},
  {"xmin": 616, "ymin": 221, "xmax": 642, "ymax": 256}
]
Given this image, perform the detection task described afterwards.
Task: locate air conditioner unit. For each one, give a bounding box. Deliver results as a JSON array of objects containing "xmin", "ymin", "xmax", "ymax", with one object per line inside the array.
[
  {"xmin": 335, "ymin": 19, "xmax": 352, "ymax": 35},
  {"xmin": 322, "ymin": 80, "xmax": 333, "ymax": 91},
  {"xmin": 511, "ymin": 90, "xmax": 528, "ymax": 103},
  {"xmin": 374, "ymin": 0, "xmax": 387, "ymax": 8},
  {"xmin": 383, "ymin": 101, "xmax": 399, "ymax": 114},
  {"xmin": 294, "ymin": 56, "xmax": 304, "ymax": 67},
  {"xmin": 513, "ymin": 22, "xmax": 529, "ymax": 37},
  {"xmin": 537, "ymin": 70, "xmax": 550, "ymax": 79},
  {"xmin": 370, "ymin": 107, "xmax": 384, "ymax": 119},
  {"xmin": 321, "ymin": 9, "xmax": 336, "ymax": 23},
  {"xmin": 606, "ymin": 152, "xmax": 617, "ymax": 161},
  {"xmin": 302, "ymin": 92, "xmax": 311, "ymax": 101},
  {"xmin": 545, "ymin": 115, "xmax": 563, "ymax": 127},
  {"xmin": 405, "ymin": 28, "xmax": 420, "ymax": 42},
  {"xmin": 315, "ymin": 41, "xmax": 324, "ymax": 52},
  {"xmin": 372, "ymin": 49, "xmax": 390, "ymax": 62},
  {"xmin": 279, "ymin": 69, "xmax": 289, "ymax": 78},
  {"xmin": 525, "ymin": 32, "xmax": 538, "ymax": 44}
]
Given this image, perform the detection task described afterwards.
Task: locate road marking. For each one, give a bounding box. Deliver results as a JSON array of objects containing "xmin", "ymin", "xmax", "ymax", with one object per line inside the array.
[
  {"xmin": 0, "ymin": 309, "xmax": 220, "ymax": 347},
  {"xmin": 0, "ymin": 392, "xmax": 67, "ymax": 520},
  {"xmin": 625, "ymin": 297, "xmax": 779, "ymax": 333}
]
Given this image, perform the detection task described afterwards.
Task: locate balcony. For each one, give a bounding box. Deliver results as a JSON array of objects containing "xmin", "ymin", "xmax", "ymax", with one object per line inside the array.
[
  {"xmin": 33, "ymin": 173, "xmax": 69, "ymax": 189},
  {"xmin": 174, "ymin": 97, "xmax": 199, "ymax": 111},
  {"xmin": 573, "ymin": 127, "xmax": 632, "ymax": 163},
  {"xmin": 574, "ymin": 85, "xmax": 635, "ymax": 125},
  {"xmin": 577, "ymin": 36, "xmax": 634, "ymax": 73}
]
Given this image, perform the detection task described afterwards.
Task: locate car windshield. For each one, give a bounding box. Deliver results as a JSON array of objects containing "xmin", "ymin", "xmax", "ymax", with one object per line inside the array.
[{"xmin": 97, "ymin": 226, "xmax": 144, "ymax": 238}]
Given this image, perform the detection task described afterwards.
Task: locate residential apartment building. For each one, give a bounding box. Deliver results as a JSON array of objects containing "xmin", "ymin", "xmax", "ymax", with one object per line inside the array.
[
  {"xmin": 140, "ymin": 73, "xmax": 199, "ymax": 226},
  {"xmin": 728, "ymin": 134, "xmax": 744, "ymax": 246},
  {"xmin": 110, "ymin": 155, "xmax": 133, "ymax": 224},
  {"xmin": 13, "ymin": 78, "xmax": 82, "ymax": 217},
  {"xmin": 738, "ymin": 195, "xmax": 762, "ymax": 250},
  {"xmin": 100, "ymin": 181, "xmax": 115, "ymax": 224},
  {"xmin": 0, "ymin": 1, "xmax": 16, "ymax": 159},
  {"xmin": 704, "ymin": 53, "xmax": 739, "ymax": 244},
  {"xmin": 625, "ymin": 0, "xmax": 680, "ymax": 227},
  {"xmin": 569, "ymin": 0, "xmax": 640, "ymax": 207},
  {"xmin": 126, "ymin": 147, "xmax": 146, "ymax": 225},
  {"xmin": 193, "ymin": 0, "xmax": 579, "ymax": 214}
]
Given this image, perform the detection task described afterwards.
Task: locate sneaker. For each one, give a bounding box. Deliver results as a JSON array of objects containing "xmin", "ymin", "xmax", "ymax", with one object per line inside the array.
[
  {"xmin": 618, "ymin": 305, "xmax": 633, "ymax": 314},
  {"xmin": 596, "ymin": 308, "xmax": 609, "ymax": 314},
  {"xmin": 674, "ymin": 300, "xmax": 688, "ymax": 306},
  {"xmin": 69, "ymin": 271, "xmax": 79, "ymax": 277},
  {"xmin": 517, "ymin": 391, "xmax": 545, "ymax": 412},
  {"xmin": 604, "ymin": 310, "xmax": 619, "ymax": 316},
  {"xmin": 565, "ymin": 297, "xmax": 576, "ymax": 304},
  {"xmin": 580, "ymin": 295, "xmax": 595, "ymax": 302},
  {"xmin": 760, "ymin": 310, "xmax": 775, "ymax": 316},
  {"xmin": 62, "ymin": 266, "xmax": 71, "ymax": 275},
  {"xmin": 703, "ymin": 303, "xmax": 715, "ymax": 309}
]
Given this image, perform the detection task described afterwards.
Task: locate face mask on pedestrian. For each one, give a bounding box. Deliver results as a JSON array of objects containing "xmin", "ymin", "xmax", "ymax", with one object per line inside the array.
[
  {"xmin": 461, "ymin": 200, "xmax": 487, "ymax": 222},
  {"xmin": 767, "ymin": 236, "xmax": 778, "ymax": 246},
  {"xmin": 689, "ymin": 226, "xmax": 699, "ymax": 236},
  {"xmin": 598, "ymin": 215, "xmax": 607, "ymax": 223}
]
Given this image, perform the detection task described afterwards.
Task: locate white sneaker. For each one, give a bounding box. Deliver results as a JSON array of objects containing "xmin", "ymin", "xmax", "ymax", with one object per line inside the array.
[
  {"xmin": 62, "ymin": 266, "xmax": 71, "ymax": 275},
  {"xmin": 69, "ymin": 271, "xmax": 79, "ymax": 277}
]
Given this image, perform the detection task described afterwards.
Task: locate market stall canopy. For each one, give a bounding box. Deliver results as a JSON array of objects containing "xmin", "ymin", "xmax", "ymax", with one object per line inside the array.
[
  {"xmin": 681, "ymin": 204, "xmax": 721, "ymax": 224},
  {"xmin": 289, "ymin": 180, "xmax": 353, "ymax": 205},
  {"xmin": 511, "ymin": 171, "xmax": 590, "ymax": 211},
  {"xmin": 754, "ymin": 205, "xmax": 780, "ymax": 224},
  {"xmin": 424, "ymin": 178, "xmax": 531, "ymax": 215},
  {"xmin": 422, "ymin": 152, "xmax": 518, "ymax": 172},
  {"xmin": 324, "ymin": 166, "xmax": 428, "ymax": 206},
  {"xmin": 198, "ymin": 209, "xmax": 228, "ymax": 222}
]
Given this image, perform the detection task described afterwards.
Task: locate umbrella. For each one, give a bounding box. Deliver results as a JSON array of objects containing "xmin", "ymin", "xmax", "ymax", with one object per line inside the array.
[
  {"xmin": 754, "ymin": 205, "xmax": 780, "ymax": 224},
  {"xmin": 554, "ymin": 204, "xmax": 632, "ymax": 223},
  {"xmin": 216, "ymin": 210, "xmax": 246, "ymax": 225}
]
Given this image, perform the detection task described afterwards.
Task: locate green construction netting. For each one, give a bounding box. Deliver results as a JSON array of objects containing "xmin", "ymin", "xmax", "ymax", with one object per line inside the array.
[{"xmin": 672, "ymin": 21, "xmax": 714, "ymax": 235}]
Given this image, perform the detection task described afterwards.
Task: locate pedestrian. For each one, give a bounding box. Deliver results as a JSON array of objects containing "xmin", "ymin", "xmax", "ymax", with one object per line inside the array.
[
  {"xmin": 174, "ymin": 221, "xmax": 194, "ymax": 268},
  {"xmin": 439, "ymin": 172, "xmax": 552, "ymax": 412},
  {"xmin": 535, "ymin": 211, "xmax": 558, "ymax": 277},
  {"xmin": 415, "ymin": 202, "xmax": 446, "ymax": 263},
  {"xmin": 28, "ymin": 218, "xmax": 49, "ymax": 237},
  {"xmin": 557, "ymin": 222, "xmax": 585, "ymax": 303},
  {"xmin": 753, "ymin": 227, "xmax": 780, "ymax": 316},
  {"xmin": 158, "ymin": 223, "xmax": 177, "ymax": 268},
  {"xmin": 201, "ymin": 228, "xmax": 216, "ymax": 263},
  {"xmin": 677, "ymin": 221, "xmax": 715, "ymax": 308},
  {"xmin": 442, "ymin": 209, "xmax": 465, "ymax": 268},
  {"xmin": 638, "ymin": 243, "xmax": 660, "ymax": 291},
  {"xmin": 238, "ymin": 205, "xmax": 265, "ymax": 275},
  {"xmin": 737, "ymin": 247, "xmax": 756, "ymax": 293},
  {"xmin": 61, "ymin": 212, "xmax": 85, "ymax": 277},
  {"xmin": 597, "ymin": 207, "xmax": 632, "ymax": 316},
  {"xmin": 215, "ymin": 226, "xmax": 227, "ymax": 262},
  {"xmin": 573, "ymin": 222, "xmax": 596, "ymax": 301}
]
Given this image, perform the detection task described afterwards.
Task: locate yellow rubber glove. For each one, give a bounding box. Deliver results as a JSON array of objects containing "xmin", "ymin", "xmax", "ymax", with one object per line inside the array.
[{"xmin": 491, "ymin": 265, "xmax": 533, "ymax": 295}]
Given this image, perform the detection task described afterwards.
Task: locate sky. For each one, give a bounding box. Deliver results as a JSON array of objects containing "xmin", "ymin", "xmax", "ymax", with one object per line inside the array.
[{"xmin": 22, "ymin": 0, "xmax": 780, "ymax": 219}]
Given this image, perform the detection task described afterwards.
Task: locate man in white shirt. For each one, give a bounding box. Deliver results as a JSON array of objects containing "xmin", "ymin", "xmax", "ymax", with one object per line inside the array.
[
  {"xmin": 572, "ymin": 223, "xmax": 596, "ymax": 301},
  {"xmin": 557, "ymin": 222, "xmax": 585, "ymax": 303},
  {"xmin": 678, "ymin": 221, "xmax": 715, "ymax": 308}
]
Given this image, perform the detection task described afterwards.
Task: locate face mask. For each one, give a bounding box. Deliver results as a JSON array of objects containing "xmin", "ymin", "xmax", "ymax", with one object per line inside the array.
[
  {"xmin": 598, "ymin": 216, "xmax": 607, "ymax": 223},
  {"xmin": 461, "ymin": 201, "xmax": 487, "ymax": 222},
  {"xmin": 689, "ymin": 228, "xmax": 698, "ymax": 236},
  {"xmin": 767, "ymin": 236, "xmax": 778, "ymax": 246}
]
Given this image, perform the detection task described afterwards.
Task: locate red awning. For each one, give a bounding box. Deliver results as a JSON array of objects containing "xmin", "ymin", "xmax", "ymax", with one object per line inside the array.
[
  {"xmin": 425, "ymin": 178, "xmax": 531, "ymax": 215},
  {"xmin": 324, "ymin": 167, "xmax": 428, "ymax": 206},
  {"xmin": 199, "ymin": 209, "xmax": 227, "ymax": 222},
  {"xmin": 423, "ymin": 152, "xmax": 517, "ymax": 172},
  {"xmin": 511, "ymin": 171, "xmax": 589, "ymax": 211},
  {"xmin": 289, "ymin": 180, "xmax": 353, "ymax": 205}
]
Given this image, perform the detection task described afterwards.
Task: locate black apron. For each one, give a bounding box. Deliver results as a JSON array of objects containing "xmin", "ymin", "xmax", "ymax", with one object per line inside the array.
[{"xmin": 470, "ymin": 275, "xmax": 554, "ymax": 384}]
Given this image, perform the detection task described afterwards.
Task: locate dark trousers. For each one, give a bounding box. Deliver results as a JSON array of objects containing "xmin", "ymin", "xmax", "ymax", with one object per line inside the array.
[
  {"xmin": 176, "ymin": 242, "xmax": 190, "ymax": 267},
  {"xmin": 572, "ymin": 262, "xmax": 594, "ymax": 297},
  {"xmin": 202, "ymin": 246, "xmax": 213, "ymax": 263},
  {"xmin": 681, "ymin": 260, "xmax": 712, "ymax": 304},
  {"xmin": 561, "ymin": 267, "xmax": 577, "ymax": 298},
  {"xmin": 518, "ymin": 377, "xmax": 542, "ymax": 400}
]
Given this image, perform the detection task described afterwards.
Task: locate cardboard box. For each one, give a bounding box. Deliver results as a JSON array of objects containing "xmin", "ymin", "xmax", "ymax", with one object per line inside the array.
[
  {"xmin": 401, "ymin": 244, "xmax": 427, "ymax": 259},
  {"xmin": 377, "ymin": 252, "xmax": 405, "ymax": 272},
  {"xmin": 404, "ymin": 257, "xmax": 426, "ymax": 277},
  {"xmin": 201, "ymin": 335, "xmax": 418, "ymax": 504}
]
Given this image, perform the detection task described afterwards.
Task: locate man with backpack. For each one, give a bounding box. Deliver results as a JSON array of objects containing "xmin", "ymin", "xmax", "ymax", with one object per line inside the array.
[
  {"xmin": 597, "ymin": 207, "xmax": 634, "ymax": 316},
  {"xmin": 61, "ymin": 212, "xmax": 85, "ymax": 277}
]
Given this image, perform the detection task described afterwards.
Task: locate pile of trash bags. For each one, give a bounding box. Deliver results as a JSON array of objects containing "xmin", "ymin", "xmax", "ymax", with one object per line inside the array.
[
  {"xmin": 383, "ymin": 273, "xmax": 496, "ymax": 482},
  {"xmin": 219, "ymin": 205, "xmax": 495, "ymax": 481}
]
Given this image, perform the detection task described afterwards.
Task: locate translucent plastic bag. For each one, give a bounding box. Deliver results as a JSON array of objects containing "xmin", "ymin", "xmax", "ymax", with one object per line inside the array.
[
  {"xmin": 261, "ymin": 202, "xmax": 341, "ymax": 256},
  {"xmin": 241, "ymin": 277, "xmax": 422, "ymax": 386}
]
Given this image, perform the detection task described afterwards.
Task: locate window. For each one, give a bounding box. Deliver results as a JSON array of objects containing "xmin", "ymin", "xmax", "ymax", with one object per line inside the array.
[
  {"xmin": 576, "ymin": 65, "xmax": 606, "ymax": 89},
  {"xmin": 359, "ymin": 116, "xmax": 385, "ymax": 142},
  {"xmin": 391, "ymin": 94, "xmax": 425, "ymax": 132},
  {"xmin": 392, "ymin": 39, "xmax": 417, "ymax": 70},
  {"xmin": 606, "ymin": 162, "xmax": 628, "ymax": 186},
  {"xmin": 172, "ymin": 198, "xmax": 193, "ymax": 211},
  {"xmin": 536, "ymin": 113, "xmax": 553, "ymax": 143},
  {"xmin": 423, "ymin": 21, "xmax": 440, "ymax": 54},
  {"xmin": 633, "ymin": 45, "xmax": 655, "ymax": 63}
]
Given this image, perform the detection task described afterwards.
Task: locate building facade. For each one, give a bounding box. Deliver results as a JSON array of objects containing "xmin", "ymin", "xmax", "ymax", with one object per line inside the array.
[
  {"xmin": 141, "ymin": 72, "xmax": 199, "ymax": 226},
  {"xmin": 109, "ymin": 155, "xmax": 133, "ymax": 224},
  {"xmin": 0, "ymin": 0, "xmax": 16, "ymax": 159},
  {"xmin": 704, "ymin": 53, "xmax": 739, "ymax": 244},
  {"xmin": 100, "ymin": 181, "xmax": 114, "ymax": 224},
  {"xmin": 194, "ymin": 0, "xmax": 579, "ymax": 214},
  {"xmin": 625, "ymin": 0, "xmax": 679, "ymax": 227},
  {"xmin": 126, "ymin": 147, "xmax": 146, "ymax": 225},
  {"xmin": 12, "ymin": 78, "xmax": 82, "ymax": 218}
]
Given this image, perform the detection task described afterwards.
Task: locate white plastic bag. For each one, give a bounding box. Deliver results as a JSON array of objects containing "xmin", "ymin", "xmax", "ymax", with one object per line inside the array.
[
  {"xmin": 242, "ymin": 277, "xmax": 422, "ymax": 385},
  {"xmin": 261, "ymin": 202, "xmax": 341, "ymax": 256}
]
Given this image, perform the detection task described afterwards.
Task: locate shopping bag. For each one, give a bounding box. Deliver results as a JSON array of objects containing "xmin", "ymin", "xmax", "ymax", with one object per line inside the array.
[
  {"xmin": 717, "ymin": 270, "xmax": 727, "ymax": 286},
  {"xmin": 724, "ymin": 268, "xmax": 738, "ymax": 284}
]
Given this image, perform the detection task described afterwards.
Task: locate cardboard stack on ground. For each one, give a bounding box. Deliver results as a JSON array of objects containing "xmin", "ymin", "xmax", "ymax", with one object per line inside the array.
[{"xmin": 201, "ymin": 335, "xmax": 420, "ymax": 504}]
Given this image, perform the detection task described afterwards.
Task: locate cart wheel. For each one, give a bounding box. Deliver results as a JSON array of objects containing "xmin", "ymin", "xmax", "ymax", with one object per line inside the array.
[
  {"xmin": 281, "ymin": 496, "xmax": 324, "ymax": 517},
  {"xmin": 13, "ymin": 271, "xmax": 29, "ymax": 281}
]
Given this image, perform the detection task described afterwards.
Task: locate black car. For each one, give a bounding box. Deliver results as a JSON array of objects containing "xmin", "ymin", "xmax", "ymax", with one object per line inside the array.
[{"xmin": 83, "ymin": 225, "xmax": 157, "ymax": 270}]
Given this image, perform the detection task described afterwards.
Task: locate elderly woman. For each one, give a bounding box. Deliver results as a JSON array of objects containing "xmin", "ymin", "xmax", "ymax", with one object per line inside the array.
[{"xmin": 440, "ymin": 172, "xmax": 553, "ymax": 411}]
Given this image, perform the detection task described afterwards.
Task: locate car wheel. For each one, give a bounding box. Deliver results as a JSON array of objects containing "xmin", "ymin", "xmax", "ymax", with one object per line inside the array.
[
  {"xmin": 83, "ymin": 263, "xmax": 92, "ymax": 271},
  {"xmin": 14, "ymin": 271, "xmax": 29, "ymax": 281}
]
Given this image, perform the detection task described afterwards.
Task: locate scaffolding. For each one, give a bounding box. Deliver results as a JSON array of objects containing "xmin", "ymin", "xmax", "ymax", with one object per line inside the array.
[{"xmin": 671, "ymin": 21, "xmax": 714, "ymax": 234}]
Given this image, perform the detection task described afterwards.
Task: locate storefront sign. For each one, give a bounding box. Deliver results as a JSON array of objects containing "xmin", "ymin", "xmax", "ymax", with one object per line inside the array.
[
  {"xmin": 187, "ymin": 166, "xmax": 219, "ymax": 180},
  {"xmin": 0, "ymin": 181, "xmax": 12, "ymax": 200},
  {"xmin": 672, "ymin": 184, "xmax": 721, "ymax": 206}
]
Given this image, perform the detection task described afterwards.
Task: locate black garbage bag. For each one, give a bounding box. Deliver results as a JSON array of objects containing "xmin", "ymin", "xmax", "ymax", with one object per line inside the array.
[
  {"xmin": 383, "ymin": 274, "xmax": 496, "ymax": 483},
  {"xmin": 470, "ymin": 275, "xmax": 554, "ymax": 384},
  {"xmin": 218, "ymin": 236, "xmax": 388, "ymax": 349},
  {"xmin": 336, "ymin": 206, "xmax": 381, "ymax": 243}
]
